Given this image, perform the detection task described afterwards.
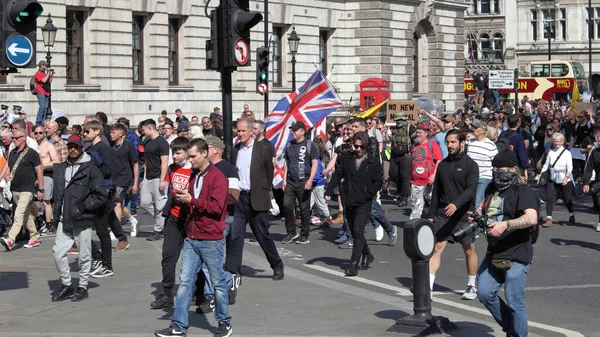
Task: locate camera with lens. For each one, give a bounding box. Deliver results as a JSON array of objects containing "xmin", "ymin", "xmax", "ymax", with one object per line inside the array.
[{"xmin": 452, "ymin": 211, "xmax": 486, "ymax": 241}]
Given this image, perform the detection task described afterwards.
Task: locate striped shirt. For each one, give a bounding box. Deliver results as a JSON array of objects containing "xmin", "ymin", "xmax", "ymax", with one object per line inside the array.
[{"xmin": 467, "ymin": 138, "xmax": 498, "ymax": 180}]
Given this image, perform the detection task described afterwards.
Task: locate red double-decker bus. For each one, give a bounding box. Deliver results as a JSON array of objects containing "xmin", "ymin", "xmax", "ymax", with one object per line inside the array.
[{"xmin": 465, "ymin": 61, "xmax": 588, "ymax": 101}]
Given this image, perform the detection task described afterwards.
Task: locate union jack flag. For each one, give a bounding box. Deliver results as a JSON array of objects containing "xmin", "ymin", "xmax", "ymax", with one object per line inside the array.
[
  {"xmin": 312, "ymin": 118, "xmax": 328, "ymax": 141},
  {"xmin": 265, "ymin": 70, "xmax": 342, "ymax": 187}
]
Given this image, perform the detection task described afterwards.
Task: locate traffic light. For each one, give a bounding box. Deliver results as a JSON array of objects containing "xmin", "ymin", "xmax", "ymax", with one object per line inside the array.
[
  {"xmin": 226, "ymin": 0, "xmax": 262, "ymax": 68},
  {"xmin": 1, "ymin": 0, "xmax": 43, "ymax": 68},
  {"xmin": 256, "ymin": 46, "xmax": 268, "ymax": 95}
]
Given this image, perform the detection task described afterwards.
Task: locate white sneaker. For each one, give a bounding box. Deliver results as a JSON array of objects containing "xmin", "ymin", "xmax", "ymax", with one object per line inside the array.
[
  {"xmin": 596, "ymin": 223, "xmax": 600, "ymax": 232},
  {"xmin": 310, "ymin": 216, "xmax": 321, "ymax": 224},
  {"xmin": 110, "ymin": 231, "xmax": 117, "ymax": 241},
  {"xmin": 130, "ymin": 216, "xmax": 139, "ymax": 237},
  {"xmin": 375, "ymin": 225, "xmax": 384, "ymax": 242},
  {"xmin": 461, "ymin": 285, "xmax": 478, "ymax": 300}
]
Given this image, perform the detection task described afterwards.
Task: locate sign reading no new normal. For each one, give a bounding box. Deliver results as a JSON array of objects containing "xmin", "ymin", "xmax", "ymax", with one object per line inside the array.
[{"xmin": 6, "ymin": 34, "xmax": 34, "ymax": 67}]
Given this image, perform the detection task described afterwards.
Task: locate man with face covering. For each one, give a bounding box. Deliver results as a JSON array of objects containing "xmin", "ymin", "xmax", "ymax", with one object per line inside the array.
[{"xmin": 474, "ymin": 151, "xmax": 539, "ymax": 337}]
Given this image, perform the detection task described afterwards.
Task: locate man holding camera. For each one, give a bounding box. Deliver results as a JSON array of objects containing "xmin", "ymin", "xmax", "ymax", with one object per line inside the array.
[
  {"xmin": 475, "ymin": 151, "xmax": 538, "ymax": 337},
  {"xmin": 35, "ymin": 60, "xmax": 54, "ymax": 126},
  {"xmin": 428, "ymin": 129, "xmax": 479, "ymax": 300}
]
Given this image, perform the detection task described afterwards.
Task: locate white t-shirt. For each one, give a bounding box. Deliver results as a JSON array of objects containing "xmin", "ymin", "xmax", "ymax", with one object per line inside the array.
[
  {"xmin": 466, "ymin": 138, "xmax": 498, "ymax": 180},
  {"xmin": 542, "ymin": 147, "xmax": 573, "ymax": 184}
]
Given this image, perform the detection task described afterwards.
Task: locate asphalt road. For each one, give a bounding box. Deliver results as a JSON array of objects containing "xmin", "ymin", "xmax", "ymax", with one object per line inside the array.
[{"xmin": 0, "ymin": 187, "xmax": 597, "ymax": 337}]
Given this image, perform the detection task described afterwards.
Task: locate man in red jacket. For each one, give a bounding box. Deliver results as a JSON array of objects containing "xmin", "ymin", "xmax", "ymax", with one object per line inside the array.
[{"xmin": 154, "ymin": 138, "xmax": 233, "ymax": 337}]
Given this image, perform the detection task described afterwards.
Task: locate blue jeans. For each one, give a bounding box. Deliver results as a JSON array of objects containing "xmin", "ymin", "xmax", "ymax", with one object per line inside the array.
[
  {"xmin": 203, "ymin": 229, "xmax": 231, "ymax": 300},
  {"xmin": 370, "ymin": 200, "xmax": 394, "ymax": 234},
  {"xmin": 172, "ymin": 238, "xmax": 231, "ymax": 333},
  {"xmin": 36, "ymin": 94, "xmax": 49, "ymax": 125},
  {"xmin": 477, "ymin": 258, "xmax": 530, "ymax": 337},
  {"xmin": 475, "ymin": 178, "xmax": 492, "ymax": 208}
]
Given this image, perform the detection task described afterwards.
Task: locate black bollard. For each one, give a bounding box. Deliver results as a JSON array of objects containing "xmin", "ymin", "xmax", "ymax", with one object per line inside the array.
[{"xmin": 393, "ymin": 218, "xmax": 458, "ymax": 334}]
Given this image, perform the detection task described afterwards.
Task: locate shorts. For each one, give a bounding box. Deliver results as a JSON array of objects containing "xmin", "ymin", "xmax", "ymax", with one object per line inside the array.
[
  {"xmin": 433, "ymin": 213, "xmax": 476, "ymax": 245},
  {"xmin": 113, "ymin": 186, "xmax": 131, "ymax": 203},
  {"xmin": 43, "ymin": 176, "xmax": 53, "ymax": 200},
  {"xmin": 476, "ymin": 89, "xmax": 485, "ymax": 96},
  {"xmin": 382, "ymin": 161, "xmax": 390, "ymax": 182}
]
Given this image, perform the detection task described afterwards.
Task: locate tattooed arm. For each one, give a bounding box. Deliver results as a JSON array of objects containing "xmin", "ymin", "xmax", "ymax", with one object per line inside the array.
[{"xmin": 488, "ymin": 209, "xmax": 537, "ymax": 237}]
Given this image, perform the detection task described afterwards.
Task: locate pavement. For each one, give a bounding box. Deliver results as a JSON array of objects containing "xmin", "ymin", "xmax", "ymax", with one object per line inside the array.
[{"xmin": 0, "ymin": 190, "xmax": 597, "ymax": 337}]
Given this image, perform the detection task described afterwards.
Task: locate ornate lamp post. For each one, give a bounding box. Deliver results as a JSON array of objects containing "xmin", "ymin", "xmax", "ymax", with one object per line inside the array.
[{"xmin": 288, "ymin": 26, "xmax": 300, "ymax": 92}]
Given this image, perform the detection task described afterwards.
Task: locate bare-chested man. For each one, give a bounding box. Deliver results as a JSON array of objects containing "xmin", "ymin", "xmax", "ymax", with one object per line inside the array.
[
  {"xmin": 34, "ymin": 125, "xmax": 60, "ymax": 234},
  {"xmin": 46, "ymin": 121, "xmax": 68, "ymax": 162}
]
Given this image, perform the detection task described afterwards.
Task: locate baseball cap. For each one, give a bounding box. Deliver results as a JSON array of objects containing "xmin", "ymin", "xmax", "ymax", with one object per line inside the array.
[
  {"xmin": 176, "ymin": 123, "xmax": 189, "ymax": 133},
  {"xmin": 416, "ymin": 123, "xmax": 429, "ymax": 131},
  {"xmin": 442, "ymin": 116, "xmax": 456, "ymax": 123},
  {"xmin": 289, "ymin": 121, "xmax": 307, "ymax": 131},
  {"xmin": 492, "ymin": 151, "xmax": 518, "ymax": 168},
  {"xmin": 1, "ymin": 104, "xmax": 8, "ymax": 109},
  {"xmin": 472, "ymin": 120, "xmax": 488, "ymax": 130},
  {"xmin": 67, "ymin": 135, "xmax": 84, "ymax": 147},
  {"xmin": 205, "ymin": 136, "xmax": 225, "ymax": 150},
  {"xmin": 38, "ymin": 60, "xmax": 48, "ymax": 66}
]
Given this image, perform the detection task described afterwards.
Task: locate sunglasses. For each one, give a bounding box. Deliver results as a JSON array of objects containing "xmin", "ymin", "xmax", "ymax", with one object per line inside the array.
[
  {"xmin": 2, "ymin": 125, "xmax": 10, "ymax": 128},
  {"xmin": 354, "ymin": 144, "xmax": 365, "ymax": 149},
  {"xmin": 11, "ymin": 136, "xmax": 24, "ymax": 140},
  {"xmin": 83, "ymin": 130, "xmax": 91, "ymax": 134},
  {"xmin": 34, "ymin": 131, "xmax": 45, "ymax": 135}
]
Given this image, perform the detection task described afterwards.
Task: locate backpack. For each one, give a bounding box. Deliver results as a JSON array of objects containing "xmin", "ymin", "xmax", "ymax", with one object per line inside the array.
[
  {"xmin": 496, "ymin": 134, "xmax": 513, "ymax": 153},
  {"xmin": 30, "ymin": 75, "xmax": 37, "ymax": 95}
]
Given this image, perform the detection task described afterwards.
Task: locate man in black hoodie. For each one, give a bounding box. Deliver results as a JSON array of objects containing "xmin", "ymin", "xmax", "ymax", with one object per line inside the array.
[
  {"xmin": 428, "ymin": 129, "xmax": 480, "ymax": 300},
  {"xmin": 50, "ymin": 135, "xmax": 108, "ymax": 302}
]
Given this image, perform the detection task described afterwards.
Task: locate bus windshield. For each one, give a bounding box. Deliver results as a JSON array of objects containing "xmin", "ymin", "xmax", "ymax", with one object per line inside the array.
[{"xmin": 571, "ymin": 62, "xmax": 586, "ymax": 79}]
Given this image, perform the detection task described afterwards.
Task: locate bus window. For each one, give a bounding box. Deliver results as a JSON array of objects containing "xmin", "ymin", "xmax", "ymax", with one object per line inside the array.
[
  {"xmin": 531, "ymin": 64, "xmax": 550, "ymax": 77},
  {"xmin": 570, "ymin": 62, "xmax": 586, "ymax": 79},
  {"xmin": 551, "ymin": 63, "xmax": 569, "ymax": 77}
]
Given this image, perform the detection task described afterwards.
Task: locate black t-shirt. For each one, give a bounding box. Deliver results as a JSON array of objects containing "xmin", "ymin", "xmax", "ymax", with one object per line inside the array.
[
  {"xmin": 561, "ymin": 120, "xmax": 576, "ymax": 144},
  {"xmin": 176, "ymin": 116, "xmax": 189, "ymax": 124},
  {"xmin": 484, "ymin": 184, "xmax": 537, "ymax": 264},
  {"xmin": 144, "ymin": 136, "xmax": 170, "ymax": 179},
  {"xmin": 111, "ymin": 140, "xmax": 138, "ymax": 187},
  {"xmin": 8, "ymin": 146, "xmax": 41, "ymax": 193},
  {"xmin": 574, "ymin": 122, "xmax": 591, "ymax": 147},
  {"xmin": 202, "ymin": 127, "xmax": 224, "ymax": 139},
  {"xmin": 215, "ymin": 160, "xmax": 240, "ymax": 216},
  {"xmin": 284, "ymin": 138, "xmax": 318, "ymax": 181},
  {"xmin": 87, "ymin": 141, "xmax": 114, "ymax": 180}
]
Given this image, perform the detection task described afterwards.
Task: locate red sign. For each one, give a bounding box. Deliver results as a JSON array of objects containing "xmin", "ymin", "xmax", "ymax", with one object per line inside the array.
[
  {"xmin": 258, "ymin": 83, "xmax": 268, "ymax": 94},
  {"xmin": 234, "ymin": 39, "xmax": 249, "ymax": 66}
]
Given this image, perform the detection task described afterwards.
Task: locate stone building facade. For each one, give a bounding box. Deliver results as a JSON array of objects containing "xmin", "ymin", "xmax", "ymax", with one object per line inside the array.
[
  {"xmin": 0, "ymin": 0, "xmax": 467, "ymax": 124},
  {"xmin": 465, "ymin": 0, "xmax": 600, "ymax": 94}
]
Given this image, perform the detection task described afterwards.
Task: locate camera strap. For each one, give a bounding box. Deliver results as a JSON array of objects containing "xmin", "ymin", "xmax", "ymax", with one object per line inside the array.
[{"xmin": 481, "ymin": 193, "xmax": 495, "ymax": 226}]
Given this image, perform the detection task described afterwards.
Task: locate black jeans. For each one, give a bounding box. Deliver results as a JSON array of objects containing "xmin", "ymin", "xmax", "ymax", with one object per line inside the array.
[
  {"xmin": 346, "ymin": 201, "xmax": 372, "ymax": 262},
  {"xmin": 395, "ymin": 155, "xmax": 411, "ymax": 198},
  {"xmin": 226, "ymin": 192, "xmax": 283, "ymax": 276},
  {"xmin": 91, "ymin": 195, "xmax": 114, "ymax": 270},
  {"xmin": 546, "ymin": 181, "xmax": 574, "ymax": 216},
  {"xmin": 283, "ymin": 179, "xmax": 312, "ymax": 238},
  {"xmin": 592, "ymin": 189, "xmax": 600, "ymax": 222},
  {"xmin": 161, "ymin": 213, "xmax": 187, "ymax": 293}
]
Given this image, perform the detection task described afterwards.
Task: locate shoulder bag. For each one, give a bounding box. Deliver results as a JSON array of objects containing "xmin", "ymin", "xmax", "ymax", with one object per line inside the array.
[{"xmin": 538, "ymin": 148, "xmax": 565, "ymax": 186}]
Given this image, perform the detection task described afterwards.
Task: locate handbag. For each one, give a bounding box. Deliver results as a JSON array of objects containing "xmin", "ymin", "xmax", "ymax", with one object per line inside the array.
[{"xmin": 539, "ymin": 148, "xmax": 565, "ymax": 186}]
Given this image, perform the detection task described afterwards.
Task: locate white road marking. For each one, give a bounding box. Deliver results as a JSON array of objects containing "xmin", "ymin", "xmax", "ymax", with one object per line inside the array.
[{"xmin": 305, "ymin": 264, "xmax": 585, "ymax": 337}]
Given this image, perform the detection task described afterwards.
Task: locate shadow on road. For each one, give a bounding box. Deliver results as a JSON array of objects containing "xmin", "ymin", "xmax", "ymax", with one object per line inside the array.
[
  {"xmin": 0, "ymin": 271, "xmax": 29, "ymax": 291},
  {"xmin": 306, "ymin": 256, "xmax": 349, "ymax": 271},
  {"xmin": 550, "ymin": 238, "xmax": 600, "ymax": 251},
  {"xmin": 377, "ymin": 309, "xmax": 497, "ymax": 336}
]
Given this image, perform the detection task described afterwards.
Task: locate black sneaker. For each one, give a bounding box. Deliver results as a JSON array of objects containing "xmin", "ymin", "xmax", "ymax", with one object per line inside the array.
[
  {"xmin": 147, "ymin": 231, "xmax": 163, "ymax": 241},
  {"xmin": 296, "ymin": 236, "xmax": 310, "ymax": 244},
  {"xmin": 154, "ymin": 325, "xmax": 186, "ymax": 337},
  {"xmin": 214, "ymin": 321, "xmax": 233, "ymax": 337},
  {"xmin": 92, "ymin": 266, "xmax": 114, "ymax": 278},
  {"xmin": 51, "ymin": 285, "xmax": 74, "ymax": 302},
  {"xmin": 281, "ymin": 233, "xmax": 299, "ymax": 244},
  {"xmin": 229, "ymin": 274, "xmax": 241, "ymax": 305},
  {"xmin": 151, "ymin": 294, "xmax": 174, "ymax": 309},
  {"xmin": 90, "ymin": 260, "xmax": 103, "ymax": 276},
  {"xmin": 195, "ymin": 295, "xmax": 215, "ymax": 314},
  {"xmin": 71, "ymin": 287, "xmax": 88, "ymax": 302}
]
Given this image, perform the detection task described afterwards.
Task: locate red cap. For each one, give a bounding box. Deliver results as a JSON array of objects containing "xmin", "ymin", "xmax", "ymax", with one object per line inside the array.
[
  {"xmin": 67, "ymin": 135, "xmax": 84, "ymax": 147},
  {"xmin": 416, "ymin": 123, "xmax": 429, "ymax": 131}
]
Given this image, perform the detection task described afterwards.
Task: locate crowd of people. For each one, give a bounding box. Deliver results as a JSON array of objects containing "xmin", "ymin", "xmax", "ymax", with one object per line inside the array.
[{"xmin": 1, "ymin": 94, "xmax": 599, "ymax": 337}]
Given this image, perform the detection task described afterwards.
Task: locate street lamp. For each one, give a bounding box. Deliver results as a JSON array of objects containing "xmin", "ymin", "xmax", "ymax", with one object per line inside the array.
[
  {"xmin": 544, "ymin": 9, "xmax": 554, "ymax": 61},
  {"xmin": 41, "ymin": 14, "xmax": 58, "ymax": 121},
  {"xmin": 288, "ymin": 26, "xmax": 300, "ymax": 92}
]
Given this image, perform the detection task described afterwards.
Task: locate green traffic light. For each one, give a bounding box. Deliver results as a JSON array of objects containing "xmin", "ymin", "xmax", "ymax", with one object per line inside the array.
[
  {"xmin": 20, "ymin": 12, "xmax": 30, "ymax": 17},
  {"xmin": 261, "ymin": 73, "xmax": 267, "ymax": 80}
]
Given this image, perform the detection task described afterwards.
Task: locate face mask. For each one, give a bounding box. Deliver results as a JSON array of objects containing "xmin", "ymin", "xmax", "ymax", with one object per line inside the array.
[
  {"xmin": 176, "ymin": 159, "xmax": 186, "ymax": 166},
  {"xmin": 493, "ymin": 168, "xmax": 518, "ymax": 192}
]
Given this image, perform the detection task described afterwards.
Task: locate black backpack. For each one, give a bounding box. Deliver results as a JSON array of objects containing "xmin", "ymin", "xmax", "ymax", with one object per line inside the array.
[{"xmin": 496, "ymin": 134, "xmax": 512, "ymax": 153}]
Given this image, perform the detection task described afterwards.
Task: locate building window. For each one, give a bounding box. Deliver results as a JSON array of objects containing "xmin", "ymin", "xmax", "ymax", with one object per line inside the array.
[
  {"xmin": 66, "ymin": 10, "xmax": 85, "ymax": 84},
  {"xmin": 319, "ymin": 30, "xmax": 329, "ymax": 76},
  {"xmin": 413, "ymin": 33, "xmax": 418, "ymax": 92},
  {"xmin": 586, "ymin": 8, "xmax": 600, "ymax": 40},
  {"xmin": 466, "ymin": 33, "xmax": 478, "ymax": 62},
  {"xmin": 543, "ymin": 9, "xmax": 556, "ymax": 39},
  {"xmin": 168, "ymin": 18, "xmax": 180, "ymax": 85},
  {"xmin": 493, "ymin": 0, "xmax": 500, "ymax": 14},
  {"xmin": 480, "ymin": 0, "xmax": 490, "ymax": 14},
  {"xmin": 493, "ymin": 33, "xmax": 504, "ymax": 61},
  {"xmin": 272, "ymin": 26, "xmax": 283, "ymax": 87},
  {"xmin": 559, "ymin": 8, "xmax": 566, "ymax": 40},
  {"xmin": 471, "ymin": 0, "xmax": 478, "ymax": 14},
  {"xmin": 132, "ymin": 15, "xmax": 145, "ymax": 84},
  {"xmin": 531, "ymin": 10, "xmax": 538, "ymax": 41}
]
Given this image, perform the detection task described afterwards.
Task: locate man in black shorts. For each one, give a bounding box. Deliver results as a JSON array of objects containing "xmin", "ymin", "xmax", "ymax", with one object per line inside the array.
[{"xmin": 428, "ymin": 129, "xmax": 480, "ymax": 300}]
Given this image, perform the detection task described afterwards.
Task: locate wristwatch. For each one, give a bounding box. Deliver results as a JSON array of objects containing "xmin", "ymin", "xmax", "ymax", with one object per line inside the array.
[
  {"xmin": 38, "ymin": 188, "xmax": 45, "ymax": 193},
  {"xmin": 505, "ymin": 220, "xmax": 512, "ymax": 232}
]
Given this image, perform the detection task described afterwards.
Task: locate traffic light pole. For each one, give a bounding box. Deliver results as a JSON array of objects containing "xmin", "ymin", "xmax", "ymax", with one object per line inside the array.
[
  {"xmin": 222, "ymin": 67, "xmax": 233, "ymax": 162},
  {"xmin": 263, "ymin": 0, "xmax": 269, "ymax": 118}
]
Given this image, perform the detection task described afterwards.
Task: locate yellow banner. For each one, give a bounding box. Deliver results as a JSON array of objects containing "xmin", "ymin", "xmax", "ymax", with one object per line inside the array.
[
  {"xmin": 356, "ymin": 99, "xmax": 389, "ymax": 118},
  {"xmin": 571, "ymin": 81, "xmax": 580, "ymax": 111}
]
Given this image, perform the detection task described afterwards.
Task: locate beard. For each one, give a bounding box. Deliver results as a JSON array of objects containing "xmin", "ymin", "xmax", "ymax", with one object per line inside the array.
[{"xmin": 413, "ymin": 136, "xmax": 423, "ymax": 144}]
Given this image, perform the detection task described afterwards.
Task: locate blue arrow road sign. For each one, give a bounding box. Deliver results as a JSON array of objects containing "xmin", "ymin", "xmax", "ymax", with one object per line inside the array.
[{"xmin": 6, "ymin": 34, "xmax": 34, "ymax": 67}]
